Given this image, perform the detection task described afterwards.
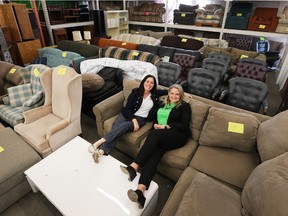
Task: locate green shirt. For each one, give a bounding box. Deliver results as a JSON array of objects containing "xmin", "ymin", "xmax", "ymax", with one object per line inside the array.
[{"xmin": 157, "ymin": 103, "xmax": 176, "ymax": 125}]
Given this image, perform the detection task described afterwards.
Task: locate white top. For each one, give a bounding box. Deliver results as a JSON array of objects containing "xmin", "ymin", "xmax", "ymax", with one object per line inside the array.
[{"xmin": 134, "ymin": 94, "xmax": 153, "ymax": 118}]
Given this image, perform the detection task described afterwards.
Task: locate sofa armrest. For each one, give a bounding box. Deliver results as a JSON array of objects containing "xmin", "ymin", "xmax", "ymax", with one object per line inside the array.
[
  {"xmin": 46, "ymin": 118, "xmax": 70, "ymax": 140},
  {"xmin": 22, "ymin": 105, "xmax": 52, "ymax": 124},
  {"xmin": 255, "ymin": 53, "xmax": 267, "ymax": 62},
  {"xmin": 93, "ymin": 91, "xmax": 124, "ymax": 137}
]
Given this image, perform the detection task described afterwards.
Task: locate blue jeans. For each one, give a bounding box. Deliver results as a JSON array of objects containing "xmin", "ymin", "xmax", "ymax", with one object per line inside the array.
[{"xmin": 100, "ymin": 113, "xmax": 146, "ymax": 154}]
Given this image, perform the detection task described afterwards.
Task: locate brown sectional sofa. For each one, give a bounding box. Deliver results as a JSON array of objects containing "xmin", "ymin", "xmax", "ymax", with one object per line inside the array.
[{"xmin": 93, "ymin": 79, "xmax": 288, "ymax": 215}]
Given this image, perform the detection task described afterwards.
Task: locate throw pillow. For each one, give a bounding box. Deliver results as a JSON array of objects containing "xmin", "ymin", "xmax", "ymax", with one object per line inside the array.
[
  {"xmin": 241, "ymin": 152, "xmax": 288, "ymax": 216},
  {"xmin": 257, "ymin": 110, "xmax": 288, "ymax": 162},
  {"xmin": 189, "ymin": 99, "xmax": 211, "ymax": 141},
  {"xmin": 81, "ymin": 73, "xmax": 105, "ymax": 93},
  {"xmin": 7, "ymin": 83, "xmax": 33, "ymax": 108},
  {"xmin": 176, "ymin": 171, "xmax": 241, "ymax": 216},
  {"xmin": 199, "ymin": 107, "xmax": 260, "ymax": 152}
]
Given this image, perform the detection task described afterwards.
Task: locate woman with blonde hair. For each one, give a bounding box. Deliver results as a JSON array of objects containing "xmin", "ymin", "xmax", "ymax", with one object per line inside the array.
[{"xmin": 120, "ymin": 84, "xmax": 191, "ymax": 209}]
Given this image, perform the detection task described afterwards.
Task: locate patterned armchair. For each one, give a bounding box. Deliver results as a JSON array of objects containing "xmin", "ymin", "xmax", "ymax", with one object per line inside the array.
[
  {"xmin": 0, "ymin": 64, "xmax": 50, "ymax": 126},
  {"xmin": 248, "ymin": 7, "xmax": 280, "ymax": 32},
  {"xmin": 195, "ymin": 4, "xmax": 224, "ymax": 27},
  {"xmin": 128, "ymin": 3, "xmax": 166, "ymax": 23},
  {"xmin": 276, "ymin": 6, "xmax": 288, "ymax": 33},
  {"xmin": 225, "ymin": 2, "xmax": 253, "ymax": 30}
]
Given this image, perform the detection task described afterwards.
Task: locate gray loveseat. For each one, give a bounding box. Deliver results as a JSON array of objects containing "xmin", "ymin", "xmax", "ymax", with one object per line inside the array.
[{"xmin": 93, "ymin": 79, "xmax": 288, "ymax": 215}]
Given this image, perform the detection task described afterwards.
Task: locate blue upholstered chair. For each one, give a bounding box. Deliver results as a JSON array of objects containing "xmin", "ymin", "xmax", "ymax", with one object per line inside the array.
[{"xmin": 225, "ymin": 2, "xmax": 253, "ymax": 30}]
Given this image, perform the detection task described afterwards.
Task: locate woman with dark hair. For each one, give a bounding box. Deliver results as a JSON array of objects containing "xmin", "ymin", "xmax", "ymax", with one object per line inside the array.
[
  {"xmin": 120, "ymin": 84, "xmax": 191, "ymax": 209},
  {"xmin": 89, "ymin": 75, "xmax": 167, "ymax": 163}
]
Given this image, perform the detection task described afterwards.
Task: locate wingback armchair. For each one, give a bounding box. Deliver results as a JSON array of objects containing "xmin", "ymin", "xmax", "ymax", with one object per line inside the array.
[
  {"xmin": 248, "ymin": 7, "xmax": 280, "ymax": 32},
  {"xmin": 225, "ymin": 2, "xmax": 253, "ymax": 30},
  {"xmin": 276, "ymin": 6, "xmax": 288, "ymax": 33},
  {"xmin": 14, "ymin": 66, "xmax": 82, "ymax": 158}
]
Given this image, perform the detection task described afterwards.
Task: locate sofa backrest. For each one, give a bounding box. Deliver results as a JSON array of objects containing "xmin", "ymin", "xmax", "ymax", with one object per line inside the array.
[
  {"xmin": 57, "ymin": 40, "xmax": 99, "ymax": 58},
  {"xmin": 99, "ymin": 47, "xmax": 161, "ymax": 65}
]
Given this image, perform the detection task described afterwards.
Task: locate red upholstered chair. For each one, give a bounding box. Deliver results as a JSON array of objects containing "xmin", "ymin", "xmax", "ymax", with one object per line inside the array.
[
  {"xmin": 248, "ymin": 7, "xmax": 280, "ymax": 32},
  {"xmin": 234, "ymin": 62, "xmax": 268, "ymax": 82},
  {"xmin": 172, "ymin": 53, "xmax": 196, "ymax": 81}
]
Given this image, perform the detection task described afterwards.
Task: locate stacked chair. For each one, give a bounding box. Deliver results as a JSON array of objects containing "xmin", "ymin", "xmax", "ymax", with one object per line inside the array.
[
  {"xmin": 234, "ymin": 58, "xmax": 268, "ymax": 82},
  {"xmin": 184, "ymin": 68, "xmax": 220, "ymax": 99},
  {"xmin": 156, "ymin": 61, "xmax": 181, "ymax": 87},
  {"xmin": 219, "ymin": 77, "xmax": 269, "ymax": 114},
  {"xmin": 172, "ymin": 53, "xmax": 196, "ymax": 81},
  {"xmin": 248, "ymin": 7, "xmax": 280, "ymax": 32},
  {"xmin": 173, "ymin": 4, "xmax": 199, "ymax": 25},
  {"xmin": 225, "ymin": 2, "xmax": 253, "ymax": 30}
]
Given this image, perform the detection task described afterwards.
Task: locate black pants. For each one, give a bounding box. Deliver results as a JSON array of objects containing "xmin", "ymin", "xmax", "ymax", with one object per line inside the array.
[{"xmin": 134, "ymin": 129, "xmax": 188, "ymax": 188}]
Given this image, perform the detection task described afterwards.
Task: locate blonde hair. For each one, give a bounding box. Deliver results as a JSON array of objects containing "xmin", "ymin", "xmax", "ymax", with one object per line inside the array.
[{"xmin": 165, "ymin": 84, "xmax": 185, "ymax": 107}]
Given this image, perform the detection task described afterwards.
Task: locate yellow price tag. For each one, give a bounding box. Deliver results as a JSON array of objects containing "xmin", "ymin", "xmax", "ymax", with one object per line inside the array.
[
  {"xmin": 132, "ymin": 52, "xmax": 139, "ymax": 56},
  {"xmin": 0, "ymin": 146, "xmax": 4, "ymax": 153},
  {"xmin": 195, "ymin": 37, "xmax": 202, "ymax": 41},
  {"xmin": 286, "ymin": 27, "xmax": 288, "ymax": 32},
  {"xmin": 62, "ymin": 52, "xmax": 67, "ymax": 58},
  {"xmin": 181, "ymin": 13, "xmax": 186, "ymax": 17},
  {"xmin": 240, "ymin": 54, "xmax": 249, "ymax": 59},
  {"xmin": 259, "ymin": 25, "xmax": 266, "ymax": 29},
  {"xmin": 122, "ymin": 42, "xmax": 127, "ymax": 45},
  {"xmin": 135, "ymin": 31, "xmax": 139, "ymax": 33},
  {"xmin": 33, "ymin": 68, "xmax": 40, "ymax": 77},
  {"xmin": 207, "ymin": 15, "xmax": 212, "ymax": 19},
  {"xmin": 236, "ymin": 13, "xmax": 242, "ymax": 16},
  {"xmin": 58, "ymin": 67, "xmax": 67, "ymax": 76},
  {"xmin": 228, "ymin": 122, "xmax": 244, "ymax": 134},
  {"xmin": 9, "ymin": 68, "xmax": 17, "ymax": 74},
  {"xmin": 181, "ymin": 38, "xmax": 187, "ymax": 42}
]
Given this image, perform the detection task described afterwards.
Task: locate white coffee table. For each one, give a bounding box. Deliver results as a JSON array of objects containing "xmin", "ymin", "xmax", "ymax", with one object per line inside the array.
[{"xmin": 24, "ymin": 136, "xmax": 159, "ymax": 216}]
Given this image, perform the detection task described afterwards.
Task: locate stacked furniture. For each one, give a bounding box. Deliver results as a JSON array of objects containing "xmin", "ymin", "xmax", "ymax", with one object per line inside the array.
[
  {"xmin": 225, "ymin": 2, "xmax": 253, "ymax": 30},
  {"xmin": 128, "ymin": 2, "xmax": 166, "ymax": 23},
  {"xmin": 276, "ymin": 6, "xmax": 288, "ymax": 33},
  {"xmin": 156, "ymin": 61, "xmax": 182, "ymax": 87},
  {"xmin": 173, "ymin": 4, "xmax": 198, "ymax": 25},
  {"xmin": 247, "ymin": 7, "xmax": 280, "ymax": 32},
  {"xmin": 112, "ymin": 33, "xmax": 161, "ymax": 46},
  {"xmin": 160, "ymin": 35, "xmax": 204, "ymax": 51},
  {"xmin": 195, "ymin": 4, "xmax": 224, "ymax": 27},
  {"xmin": 97, "ymin": 38, "xmax": 138, "ymax": 50}
]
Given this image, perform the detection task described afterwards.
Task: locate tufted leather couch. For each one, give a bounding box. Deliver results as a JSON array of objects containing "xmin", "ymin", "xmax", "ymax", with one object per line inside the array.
[{"xmin": 234, "ymin": 62, "xmax": 268, "ymax": 82}]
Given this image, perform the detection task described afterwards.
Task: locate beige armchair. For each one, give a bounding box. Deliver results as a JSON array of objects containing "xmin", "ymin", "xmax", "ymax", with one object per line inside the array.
[{"xmin": 14, "ymin": 65, "xmax": 82, "ymax": 157}]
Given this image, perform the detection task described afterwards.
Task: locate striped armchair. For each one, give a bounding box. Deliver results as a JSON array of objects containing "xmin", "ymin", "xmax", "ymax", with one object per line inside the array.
[{"xmin": 128, "ymin": 3, "xmax": 166, "ymax": 23}]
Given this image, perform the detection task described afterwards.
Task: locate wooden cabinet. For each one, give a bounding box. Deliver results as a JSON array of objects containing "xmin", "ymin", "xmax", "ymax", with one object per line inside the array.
[
  {"xmin": 104, "ymin": 10, "xmax": 129, "ymax": 37},
  {"xmin": 47, "ymin": 5, "xmax": 64, "ymax": 25},
  {"xmin": 0, "ymin": 4, "xmax": 34, "ymax": 42}
]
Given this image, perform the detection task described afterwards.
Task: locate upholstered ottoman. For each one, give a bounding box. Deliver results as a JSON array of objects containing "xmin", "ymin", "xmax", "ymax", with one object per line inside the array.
[{"xmin": 0, "ymin": 127, "xmax": 41, "ymax": 212}]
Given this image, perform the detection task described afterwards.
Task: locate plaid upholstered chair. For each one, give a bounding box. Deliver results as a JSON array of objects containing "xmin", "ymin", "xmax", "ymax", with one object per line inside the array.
[
  {"xmin": 14, "ymin": 66, "xmax": 82, "ymax": 158},
  {"xmin": 128, "ymin": 2, "xmax": 166, "ymax": 23},
  {"xmin": 0, "ymin": 64, "xmax": 50, "ymax": 126}
]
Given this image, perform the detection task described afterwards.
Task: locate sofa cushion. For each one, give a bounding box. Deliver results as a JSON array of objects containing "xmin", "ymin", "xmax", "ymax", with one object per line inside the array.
[
  {"xmin": 199, "ymin": 107, "xmax": 260, "ymax": 152},
  {"xmin": 81, "ymin": 73, "xmax": 105, "ymax": 93},
  {"xmin": 175, "ymin": 171, "xmax": 241, "ymax": 216},
  {"xmin": 241, "ymin": 152, "xmax": 288, "ymax": 216},
  {"xmin": 5, "ymin": 67, "xmax": 23, "ymax": 86},
  {"xmin": 257, "ymin": 110, "xmax": 288, "ymax": 162},
  {"xmin": 189, "ymin": 99, "xmax": 211, "ymax": 141},
  {"xmin": 7, "ymin": 83, "xmax": 33, "ymax": 108},
  {"xmin": 123, "ymin": 79, "xmax": 140, "ymax": 106},
  {"xmin": 130, "ymin": 30, "xmax": 150, "ymax": 36},
  {"xmin": 149, "ymin": 31, "xmax": 173, "ymax": 39}
]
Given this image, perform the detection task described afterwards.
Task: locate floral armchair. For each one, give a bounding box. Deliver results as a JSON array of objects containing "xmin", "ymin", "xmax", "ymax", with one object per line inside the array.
[{"xmin": 195, "ymin": 4, "xmax": 224, "ymax": 27}]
